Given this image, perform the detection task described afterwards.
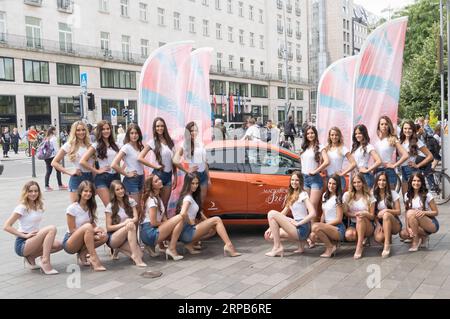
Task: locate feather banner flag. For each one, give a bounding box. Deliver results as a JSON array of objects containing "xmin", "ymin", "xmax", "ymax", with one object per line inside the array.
[
  {"xmin": 317, "ymin": 56, "xmax": 357, "ymax": 148},
  {"xmin": 352, "ymin": 17, "xmax": 408, "ymax": 140}
]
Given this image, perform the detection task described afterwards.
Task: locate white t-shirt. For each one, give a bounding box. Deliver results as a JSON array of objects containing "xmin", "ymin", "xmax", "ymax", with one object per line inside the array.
[
  {"xmin": 148, "ymin": 140, "xmax": 174, "ymax": 173},
  {"xmin": 66, "ymin": 202, "xmax": 91, "ymax": 231},
  {"xmin": 143, "ymin": 197, "xmax": 165, "ymax": 224},
  {"xmin": 120, "ymin": 143, "xmax": 144, "ymax": 175},
  {"xmin": 184, "ymin": 143, "xmax": 207, "ymax": 173},
  {"xmin": 13, "ymin": 204, "xmax": 43, "ymax": 233},
  {"xmin": 343, "ymin": 192, "xmax": 376, "ymax": 223},
  {"xmin": 62, "ymin": 142, "xmax": 94, "ymax": 172},
  {"xmin": 375, "ymin": 138, "xmax": 396, "ymax": 166},
  {"xmin": 326, "ymin": 146, "xmax": 350, "ymax": 176},
  {"xmin": 322, "ymin": 195, "xmax": 339, "ymax": 224},
  {"xmin": 401, "ymin": 140, "xmax": 426, "ymax": 167},
  {"xmin": 353, "ymin": 144, "xmax": 376, "ymax": 169},
  {"xmin": 116, "ymin": 133, "xmax": 126, "ymax": 148},
  {"xmin": 91, "ymin": 142, "xmax": 118, "ymax": 173},
  {"xmin": 376, "ymin": 190, "xmax": 400, "ymax": 211},
  {"xmin": 290, "ymin": 191, "xmax": 309, "ymax": 221},
  {"xmin": 105, "ymin": 198, "xmax": 137, "ymax": 223},
  {"xmin": 243, "ymin": 125, "xmax": 261, "ymax": 141},
  {"xmin": 301, "ymin": 144, "xmax": 325, "ymax": 174},
  {"xmin": 183, "ymin": 195, "xmax": 200, "ymax": 221},
  {"xmin": 404, "ymin": 192, "xmax": 434, "ymax": 211}
]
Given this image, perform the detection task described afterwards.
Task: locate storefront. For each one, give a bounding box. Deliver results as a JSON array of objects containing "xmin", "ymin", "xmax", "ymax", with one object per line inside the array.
[
  {"xmin": 24, "ymin": 96, "xmax": 51, "ymax": 130},
  {"xmin": 0, "ymin": 95, "xmax": 17, "ymax": 132},
  {"xmin": 59, "ymin": 96, "xmax": 82, "ymax": 133}
]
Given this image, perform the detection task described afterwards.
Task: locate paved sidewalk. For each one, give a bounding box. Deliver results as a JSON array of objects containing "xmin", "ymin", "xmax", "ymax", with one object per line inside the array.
[{"xmin": 0, "ymin": 171, "xmax": 450, "ymax": 299}]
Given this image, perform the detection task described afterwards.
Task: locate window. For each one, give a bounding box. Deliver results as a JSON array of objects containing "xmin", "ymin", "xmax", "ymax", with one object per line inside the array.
[
  {"xmin": 239, "ymin": 29, "xmax": 244, "ymax": 45},
  {"xmin": 99, "ymin": 0, "xmax": 109, "ymax": 12},
  {"xmin": 120, "ymin": 0, "xmax": 129, "ymax": 17},
  {"xmin": 207, "ymin": 149, "xmax": 241, "ymax": 172},
  {"xmin": 239, "ymin": 57, "xmax": 244, "ymax": 72},
  {"xmin": 141, "ymin": 39, "xmax": 149, "ymax": 58},
  {"xmin": 259, "ymin": 35, "xmax": 264, "ymax": 49},
  {"xmin": 238, "ymin": 2, "xmax": 243, "ymax": 17},
  {"xmin": 210, "ymin": 79, "xmax": 225, "ymax": 95},
  {"xmin": 25, "ymin": 16, "xmax": 42, "ymax": 48},
  {"xmin": 250, "ymin": 59, "xmax": 255, "ymax": 74},
  {"xmin": 173, "ymin": 12, "xmax": 181, "ymax": 30},
  {"xmin": 140, "ymin": 3, "xmax": 148, "ymax": 21},
  {"xmin": 189, "ymin": 16, "xmax": 195, "ymax": 33},
  {"xmin": 288, "ymin": 88, "xmax": 295, "ymax": 99},
  {"xmin": 0, "ymin": 57, "xmax": 14, "ymax": 81},
  {"xmin": 296, "ymin": 88, "xmax": 304, "ymax": 100},
  {"xmin": 25, "ymin": 96, "xmax": 51, "ymax": 128},
  {"xmin": 56, "ymin": 63, "xmax": 80, "ymax": 85},
  {"xmin": 278, "ymin": 64, "xmax": 283, "ymax": 80},
  {"xmin": 296, "ymin": 66, "xmax": 301, "ymax": 81},
  {"xmin": 203, "ymin": 20, "xmax": 209, "ymax": 37},
  {"xmin": 260, "ymin": 61, "xmax": 264, "ymax": 74},
  {"xmin": 216, "ymin": 52, "xmax": 222, "ymax": 72},
  {"xmin": 228, "ymin": 26, "xmax": 233, "ymax": 42},
  {"xmin": 202, "ymin": 0, "xmax": 209, "ymax": 6},
  {"xmin": 215, "ymin": 0, "xmax": 221, "ymax": 10},
  {"xmin": 227, "ymin": 0, "xmax": 232, "ymax": 13},
  {"xmin": 251, "ymin": 84, "xmax": 268, "ymax": 98},
  {"xmin": 58, "ymin": 22, "xmax": 72, "ymax": 52},
  {"xmin": 216, "ymin": 23, "xmax": 222, "ymax": 39},
  {"xmin": 248, "ymin": 149, "xmax": 300, "ymax": 175},
  {"xmin": 229, "ymin": 82, "xmax": 248, "ymax": 96},
  {"xmin": 0, "ymin": 12, "xmax": 6, "ymax": 42},
  {"xmin": 249, "ymin": 32, "xmax": 254, "ymax": 47},
  {"xmin": 158, "ymin": 8, "xmax": 165, "ymax": 26},
  {"xmin": 100, "ymin": 68, "xmax": 136, "ymax": 89},
  {"xmin": 249, "ymin": 5, "xmax": 253, "ymax": 20},
  {"xmin": 259, "ymin": 9, "xmax": 263, "ymax": 23},
  {"xmin": 229, "ymin": 55, "xmax": 234, "ymax": 69},
  {"xmin": 57, "ymin": 0, "xmax": 72, "ymax": 12},
  {"xmin": 122, "ymin": 35, "xmax": 130, "ymax": 60},
  {"xmin": 100, "ymin": 31, "xmax": 110, "ymax": 51},
  {"xmin": 0, "ymin": 96, "xmax": 17, "ymax": 120},
  {"xmin": 277, "ymin": 87, "xmax": 286, "ymax": 99},
  {"xmin": 23, "ymin": 59, "xmax": 49, "ymax": 83}
]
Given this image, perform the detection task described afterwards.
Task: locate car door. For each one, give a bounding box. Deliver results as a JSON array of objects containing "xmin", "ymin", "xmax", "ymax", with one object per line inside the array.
[{"xmin": 204, "ymin": 147, "xmax": 248, "ymax": 219}]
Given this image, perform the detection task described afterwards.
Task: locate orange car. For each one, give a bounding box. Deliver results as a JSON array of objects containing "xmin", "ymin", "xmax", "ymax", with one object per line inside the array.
[{"xmin": 203, "ymin": 140, "xmax": 301, "ymax": 225}]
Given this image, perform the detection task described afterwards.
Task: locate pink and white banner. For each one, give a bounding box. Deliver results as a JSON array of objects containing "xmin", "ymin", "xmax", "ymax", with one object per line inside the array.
[
  {"xmin": 353, "ymin": 17, "xmax": 408, "ymax": 140},
  {"xmin": 317, "ymin": 56, "xmax": 357, "ymax": 148}
]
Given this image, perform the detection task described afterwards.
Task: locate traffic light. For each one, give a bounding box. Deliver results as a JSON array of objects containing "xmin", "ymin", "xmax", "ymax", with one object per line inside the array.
[
  {"xmin": 87, "ymin": 93, "xmax": 95, "ymax": 110},
  {"xmin": 122, "ymin": 109, "xmax": 129, "ymax": 117},
  {"xmin": 129, "ymin": 109, "xmax": 135, "ymax": 122}
]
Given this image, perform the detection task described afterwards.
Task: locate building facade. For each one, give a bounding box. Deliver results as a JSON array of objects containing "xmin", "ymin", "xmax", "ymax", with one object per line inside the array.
[{"xmin": 0, "ymin": 0, "xmax": 313, "ymax": 135}]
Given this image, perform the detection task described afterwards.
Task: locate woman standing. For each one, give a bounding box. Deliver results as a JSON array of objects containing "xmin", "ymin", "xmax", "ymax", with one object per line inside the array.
[
  {"xmin": 44, "ymin": 126, "xmax": 67, "ymax": 191},
  {"xmin": 11, "ymin": 127, "xmax": 21, "ymax": 154},
  {"xmin": 80, "ymin": 120, "xmax": 120, "ymax": 207},
  {"xmin": 52, "ymin": 121, "xmax": 94, "ymax": 203},
  {"xmin": 351, "ymin": 124, "xmax": 382, "ymax": 188},
  {"xmin": 3, "ymin": 181, "xmax": 61, "ymax": 274}
]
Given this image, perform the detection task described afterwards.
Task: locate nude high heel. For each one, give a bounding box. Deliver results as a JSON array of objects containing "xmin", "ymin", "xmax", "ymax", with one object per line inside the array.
[
  {"xmin": 23, "ymin": 257, "xmax": 40, "ymax": 270},
  {"xmin": 320, "ymin": 245, "xmax": 337, "ymax": 258},
  {"xmin": 223, "ymin": 244, "xmax": 242, "ymax": 257},
  {"xmin": 265, "ymin": 246, "xmax": 283, "ymax": 258},
  {"xmin": 165, "ymin": 249, "xmax": 184, "ymax": 261}
]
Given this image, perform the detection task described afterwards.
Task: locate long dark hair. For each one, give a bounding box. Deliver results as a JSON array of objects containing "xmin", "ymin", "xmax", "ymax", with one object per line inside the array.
[
  {"xmin": 95, "ymin": 120, "xmax": 119, "ymax": 160},
  {"xmin": 373, "ymin": 171, "xmax": 394, "ymax": 214},
  {"xmin": 176, "ymin": 172, "xmax": 202, "ymax": 219},
  {"xmin": 76, "ymin": 181, "xmax": 97, "ymax": 224},
  {"xmin": 152, "ymin": 117, "xmax": 175, "ymax": 170},
  {"xmin": 323, "ymin": 174, "xmax": 343, "ymax": 206},
  {"xmin": 351, "ymin": 124, "xmax": 370, "ymax": 155},
  {"xmin": 124, "ymin": 123, "xmax": 144, "ymax": 151},
  {"xmin": 405, "ymin": 172, "xmax": 428, "ymax": 210},
  {"xmin": 45, "ymin": 126, "xmax": 56, "ymax": 138},
  {"xmin": 109, "ymin": 180, "xmax": 134, "ymax": 225},
  {"xmin": 285, "ymin": 171, "xmax": 304, "ymax": 207},
  {"xmin": 301, "ymin": 125, "xmax": 320, "ymax": 164},
  {"xmin": 141, "ymin": 174, "xmax": 164, "ymax": 222},
  {"xmin": 184, "ymin": 121, "xmax": 197, "ymax": 158},
  {"xmin": 399, "ymin": 120, "xmax": 419, "ymax": 157}
]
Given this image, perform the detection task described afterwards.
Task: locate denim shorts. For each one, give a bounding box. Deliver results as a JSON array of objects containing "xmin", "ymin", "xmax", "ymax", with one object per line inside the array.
[
  {"xmin": 296, "ymin": 222, "xmax": 311, "ymax": 241},
  {"xmin": 401, "ymin": 166, "xmax": 418, "ymax": 183},
  {"xmin": 123, "ymin": 174, "xmax": 144, "ymax": 194},
  {"xmin": 335, "ymin": 223, "xmax": 346, "ymax": 241},
  {"xmin": 140, "ymin": 222, "xmax": 159, "ymax": 247},
  {"xmin": 375, "ymin": 167, "xmax": 397, "ymax": 186},
  {"xmin": 106, "ymin": 232, "xmax": 113, "ymax": 247},
  {"xmin": 303, "ymin": 173, "xmax": 323, "ymax": 190},
  {"xmin": 153, "ymin": 169, "xmax": 172, "ymax": 187},
  {"xmin": 361, "ymin": 172, "xmax": 375, "ymax": 189},
  {"xmin": 179, "ymin": 223, "xmax": 196, "ymax": 243},
  {"xmin": 68, "ymin": 172, "xmax": 94, "ymax": 192},
  {"xmin": 197, "ymin": 170, "xmax": 208, "ymax": 186},
  {"xmin": 62, "ymin": 232, "xmax": 73, "ymax": 254},
  {"xmin": 426, "ymin": 217, "xmax": 440, "ymax": 235},
  {"xmin": 94, "ymin": 173, "xmax": 121, "ymax": 189},
  {"xmin": 14, "ymin": 237, "xmax": 27, "ymax": 257}
]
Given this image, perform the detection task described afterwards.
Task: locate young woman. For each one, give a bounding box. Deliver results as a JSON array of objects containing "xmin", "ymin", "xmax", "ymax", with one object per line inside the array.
[
  {"xmin": 111, "ymin": 124, "xmax": 145, "ymax": 211},
  {"xmin": 138, "ymin": 117, "xmax": 177, "ymax": 210},
  {"xmin": 399, "ymin": 120, "xmax": 433, "ymax": 195},
  {"xmin": 309, "ymin": 174, "xmax": 345, "ymax": 258},
  {"xmin": 372, "ymin": 172, "xmax": 402, "ymax": 258},
  {"xmin": 300, "ymin": 126, "xmax": 329, "ymax": 214},
  {"xmin": 400, "ymin": 172, "xmax": 439, "ymax": 252},
  {"xmin": 43, "ymin": 126, "xmax": 67, "ymax": 191},
  {"xmin": 176, "ymin": 173, "xmax": 241, "ymax": 257},
  {"xmin": 173, "ymin": 122, "xmax": 211, "ymax": 203},
  {"xmin": 343, "ymin": 173, "xmax": 376, "ymax": 259},
  {"xmin": 351, "ymin": 124, "xmax": 382, "ymax": 188},
  {"xmin": 374, "ymin": 116, "xmax": 408, "ymax": 189},
  {"xmin": 3, "ymin": 181, "xmax": 62, "ymax": 274},
  {"xmin": 105, "ymin": 180, "xmax": 146, "ymax": 267},
  {"xmin": 140, "ymin": 174, "xmax": 185, "ymax": 260},
  {"xmin": 264, "ymin": 171, "xmax": 316, "ymax": 257},
  {"xmin": 80, "ymin": 120, "xmax": 120, "ymax": 207},
  {"xmin": 52, "ymin": 121, "xmax": 94, "ymax": 202},
  {"xmin": 325, "ymin": 127, "xmax": 356, "ymax": 190},
  {"xmin": 62, "ymin": 181, "xmax": 108, "ymax": 271}
]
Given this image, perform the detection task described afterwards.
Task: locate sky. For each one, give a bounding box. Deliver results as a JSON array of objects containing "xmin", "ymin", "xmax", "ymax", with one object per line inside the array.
[{"xmin": 355, "ymin": 0, "xmax": 417, "ymax": 18}]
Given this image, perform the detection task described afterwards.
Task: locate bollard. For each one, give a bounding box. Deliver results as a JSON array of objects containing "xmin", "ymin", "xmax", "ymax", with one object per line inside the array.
[{"xmin": 31, "ymin": 146, "xmax": 36, "ymax": 178}]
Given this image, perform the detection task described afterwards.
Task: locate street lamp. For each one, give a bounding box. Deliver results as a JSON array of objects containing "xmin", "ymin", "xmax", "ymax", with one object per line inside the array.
[{"xmin": 281, "ymin": 0, "xmax": 291, "ymax": 121}]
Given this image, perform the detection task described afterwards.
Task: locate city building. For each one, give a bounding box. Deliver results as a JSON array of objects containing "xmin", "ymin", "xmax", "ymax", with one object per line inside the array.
[{"xmin": 0, "ymin": 0, "xmax": 313, "ymax": 135}]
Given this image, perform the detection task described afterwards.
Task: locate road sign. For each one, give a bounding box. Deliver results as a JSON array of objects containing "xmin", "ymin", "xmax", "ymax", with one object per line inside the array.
[
  {"xmin": 80, "ymin": 72, "xmax": 87, "ymax": 94},
  {"xmin": 110, "ymin": 107, "xmax": 117, "ymax": 126}
]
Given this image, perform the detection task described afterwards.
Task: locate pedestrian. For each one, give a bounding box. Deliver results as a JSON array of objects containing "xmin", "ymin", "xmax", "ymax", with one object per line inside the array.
[
  {"xmin": 59, "ymin": 129, "xmax": 68, "ymax": 147},
  {"xmin": 116, "ymin": 126, "xmax": 126, "ymax": 148},
  {"xmin": 86, "ymin": 124, "xmax": 96, "ymax": 144},
  {"xmin": 1, "ymin": 127, "xmax": 12, "ymax": 158},
  {"xmin": 212, "ymin": 119, "xmax": 226, "ymax": 141},
  {"xmin": 3, "ymin": 181, "xmax": 62, "ymax": 274},
  {"xmin": 27, "ymin": 126, "xmax": 38, "ymax": 156},
  {"xmin": 44, "ymin": 126, "xmax": 67, "ymax": 191},
  {"xmin": 269, "ymin": 120, "xmax": 280, "ymax": 146},
  {"xmin": 284, "ymin": 115, "xmax": 297, "ymax": 148},
  {"xmin": 11, "ymin": 128, "xmax": 21, "ymax": 154},
  {"xmin": 241, "ymin": 118, "xmax": 261, "ymax": 141}
]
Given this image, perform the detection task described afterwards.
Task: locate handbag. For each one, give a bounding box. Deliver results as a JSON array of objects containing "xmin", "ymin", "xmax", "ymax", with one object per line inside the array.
[{"xmin": 415, "ymin": 155, "xmax": 432, "ymax": 172}]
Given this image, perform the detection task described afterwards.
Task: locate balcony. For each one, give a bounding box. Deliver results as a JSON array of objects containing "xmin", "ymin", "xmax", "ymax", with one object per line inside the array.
[
  {"xmin": 24, "ymin": 0, "xmax": 42, "ymax": 6},
  {"xmin": 296, "ymin": 54, "xmax": 302, "ymax": 62},
  {"xmin": 277, "ymin": 26, "xmax": 284, "ymax": 34},
  {"xmin": 287, "ymin": 28, "xmax": 293, "ymax": 37},
  {"xmin": 288, "ymin": 52, "xmax": 293, "ymax": 61},
  {"xmin": 295, "ymin": 8, "xmax": 301, "ymax": 16},
  {"xmin": 277, "ymin": 0, "xmax": 282, "ymax": 9},
  {"xmin": 286, "ymin": 4, "xmax": 292, "ymax": 13},
  {"xmin": 57, "ymin": 0, "xmax": 73, "ymax": 13},
  {"xmin": 296, "ymin": 31, "xmax": 302, "ymax": 40}
]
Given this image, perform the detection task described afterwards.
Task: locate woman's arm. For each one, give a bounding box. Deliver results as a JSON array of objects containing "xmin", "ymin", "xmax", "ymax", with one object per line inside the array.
[
  {"xmin": 179, "ymin": 200, "xmax": 193, "ymax": 224},
  {"xmin": 80, "ymin": 146, "xmax": 104, "ymax": 174},
  {"xmin": 51, "ymin": 148, "xmax": 77, "ymax": 176},
  {"xmin": 381, "ymin": 199, "xmax": 401, "ymax": 217},
  {"xmin": 297, "ymin": 198, "xmax": 316, "ymax": 226},
  {"xmin": 389, "ymin": 142, "xmax": 409, "ymax": 168},
  {"xmin": 341, "ymin": 152, "xmax": 357, "ymax": 176},
  {"xmin": 148, "ymin": 206, "xmax": 162, "ymax": 227},
  {"xmin": 172, "ymin": 147, "xmax": 189, "ymax": 174},
  {"xmin": 414, "ymin": 146, "xmax": 434, "ymax": 169},
  {"xmin": 423, "ymin": 199, "xmax": 439, "ymax": 218},
  {"xmin": 105, "ymin": 213, "xmax": 126, "ymax": 232},
  {"xmin": 138, "ymin": 145, "xmax": 162, "ymax": 170},
  {"xmin": 3, "ymin": 213, "xmax": 33, "ymax": 238},
  {"xmin": 111, "ymin": 151, "xmax": 135, "ymax": 177},
  {"xmin": 312, "ymin": 149, "xmax": 330, "ymax": 174},
  {"xmin": 67, "ymin": 214, "xmax": 77, "ymax": 234},
  {"xmin": 328, "ymin": 205, "xmax": 344, "ymax": 226},
  {"xmin": 366, "ymin": 149, "xmax": 382, "ymax": 173}
]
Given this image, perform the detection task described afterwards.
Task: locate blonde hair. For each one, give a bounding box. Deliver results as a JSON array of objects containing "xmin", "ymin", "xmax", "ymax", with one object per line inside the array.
[
  {"xmin": 67, "ymin": 121, "xmax": 91, "ymax": 162},
  {"xmin": 345, "ymin": 173, "xmax": 372, "ymax": 209},
  {"xmin": 377, "ymin": 116, "xmax": 398, "ymax": 147},
  {"xmin": 19, "ymin": 181, "xmax": 44, "ymax": 212},
  {"xmin": 326, "ymin": 127, "xmax": 344, "ymax": 157}
]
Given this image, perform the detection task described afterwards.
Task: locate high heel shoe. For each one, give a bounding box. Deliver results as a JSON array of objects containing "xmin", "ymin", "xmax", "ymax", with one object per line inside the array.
[
  {"xmin": 421, "ymin": 236, "xmax": 430, "ymax": 248},
  {"xmin": 223, "ymin": 244, "xmax": 242, "ymax": 257},
  {"xmin": 409, "ymin": 238, "xmax": 422, "ymax": 252},
  {"xmin": 381, "ymin": 247, "xmax": 391, "ymax": 258},
  {"xmin": 184, "ymin": 244, "xmax": 201, "ymax": 255},
  {"xmin": 23, "ymin": 257, "xmax": 40, "ymax": 270},
  {"xmin": 131, "ymin": 255, "xmax": 147, "ymax": 268},
  {"xmin": 40, "ymin": 263, "xmax": 59, "ymax": 275},
  {"xmin": 265, "ymin": 246, "xmax": 283, "ymax": 258},
  {"xmin": 145, "ymin": 245, "xmax": 160, "ymax": 257},
  {"xmin": 353, "ymin": 247, "xmax": 363, "ymax": 260},
  {"xmin": 320, "ymin": 245, "xmax": 337, "ymax": 258},
  {"xmin": 89, "ymin": 258, "xmax": 106, "ymax": 272},
  {"xmin": 77, "ymin": 253, "xmax": 90, "ymax": 267},
  {"xmin": 165, "ymin": 249, "xmax": 184, "ymax": 261}
]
